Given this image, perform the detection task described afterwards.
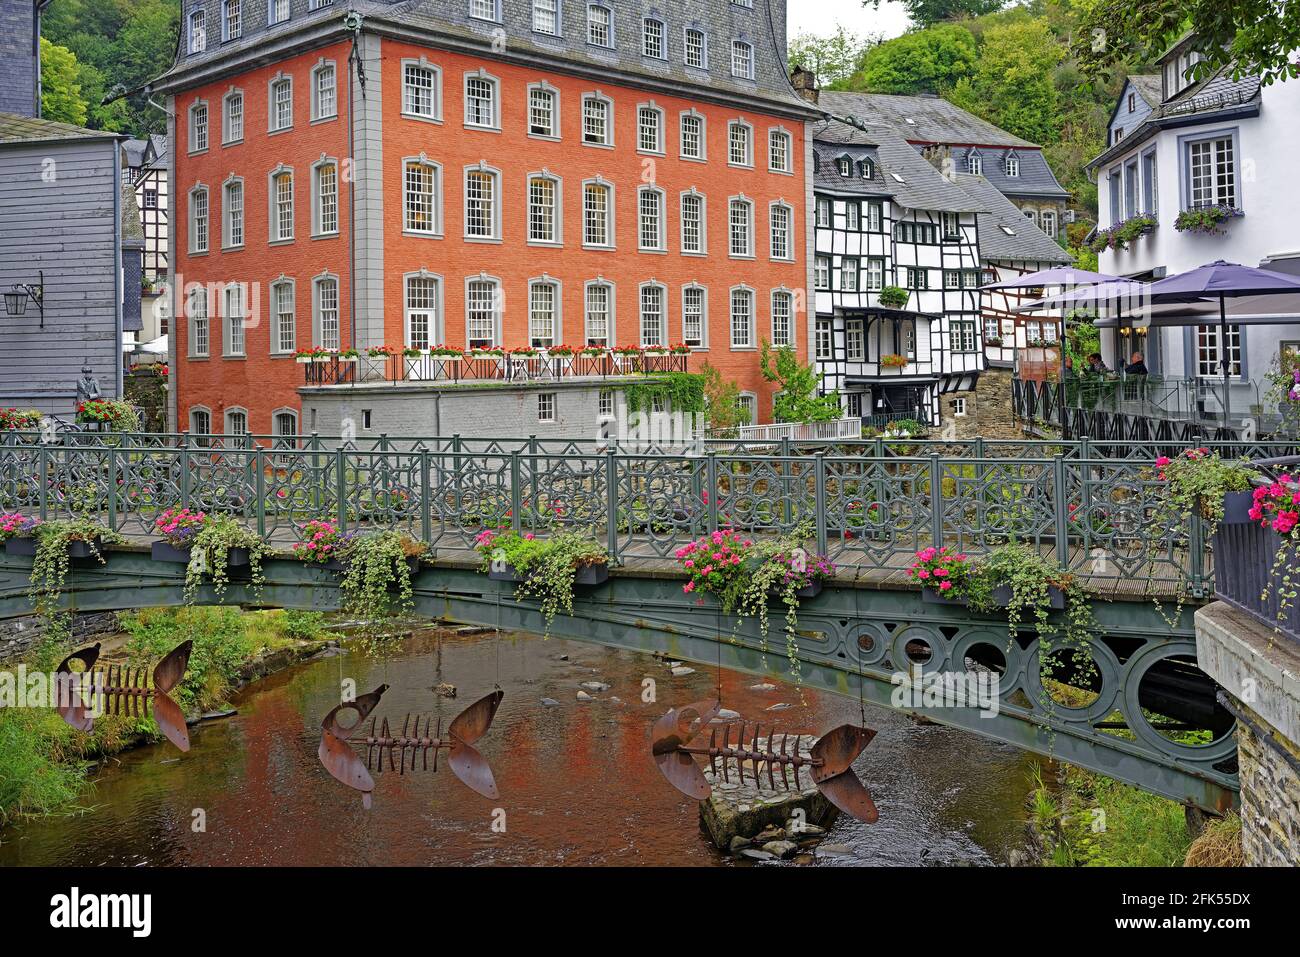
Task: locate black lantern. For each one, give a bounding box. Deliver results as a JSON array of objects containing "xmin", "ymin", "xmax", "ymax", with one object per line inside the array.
[{"xmin": 3, "ymin": 272, "xmax": 43, "ymax": 327}]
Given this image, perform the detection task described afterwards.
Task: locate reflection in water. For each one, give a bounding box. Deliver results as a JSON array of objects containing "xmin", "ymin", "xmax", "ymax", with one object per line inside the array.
[{"xmin": 0, "ymin": 630, "xmax": 1035, "ymax": 866}]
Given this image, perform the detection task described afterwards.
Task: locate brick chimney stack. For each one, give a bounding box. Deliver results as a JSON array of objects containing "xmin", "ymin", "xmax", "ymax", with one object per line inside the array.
[{"xmin": 790, "ymin": 65, "xmax": 819, "ymax": 105}]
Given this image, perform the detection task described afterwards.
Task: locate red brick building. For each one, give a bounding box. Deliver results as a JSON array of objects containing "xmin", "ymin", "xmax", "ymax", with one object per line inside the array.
[{"xmin": 155, "ymin": 1, "xmax": 816, "ymax": 437}]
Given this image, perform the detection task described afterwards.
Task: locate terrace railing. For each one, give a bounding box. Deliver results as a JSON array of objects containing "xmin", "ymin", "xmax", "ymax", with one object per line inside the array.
[
  {"xmin": 300, "ymin": 350, "xmax": 689, "ymax": 387},
  {"xmin": 0, "ymin": 438, "xmax": 1234, "ymax": 596}
]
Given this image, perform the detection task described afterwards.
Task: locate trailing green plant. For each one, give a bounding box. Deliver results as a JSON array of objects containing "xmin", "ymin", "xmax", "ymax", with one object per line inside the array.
[
  {"xmin": 338, "ymin": 530, "xmax": 425, "ymax": 647},
  {"xmin": 475, "ymin": 528, "xmax": 608, "ymax": 636},
  {"xmin": 29, "ymin": 518, "xmax": 123, "ymax": 662},
  {"xmin": 623, "ymin": 372, "xmax": 706, "ymax": 425},
  {"xmin": 182, "ymin": 513, "xmax": 269, "ymax": 603},
  {"xmin": 1088, "ymin": 214, "xmax": 1156, "ymax": 253},
  {"xmin": 1248, "ymin": 476, "xmax": 1300, "ymax": 632},
  {"xmin": 1174, "ymin": 204, "xmax": 1242, "ymax": 235}
]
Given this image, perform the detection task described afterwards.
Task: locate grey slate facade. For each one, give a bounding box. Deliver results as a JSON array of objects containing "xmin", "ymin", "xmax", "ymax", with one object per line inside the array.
[
  {"xmin": 0, "ymin": 113, "xmax": 126, "ymax": 415},
  {"xmin": 0, "ymin": 0, "xmax": 38, "ymax": 117}
]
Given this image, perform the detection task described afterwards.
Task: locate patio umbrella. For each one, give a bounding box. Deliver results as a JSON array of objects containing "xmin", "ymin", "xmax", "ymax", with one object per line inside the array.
[
  {"xmin": 1145, "ymin": 261, "xmax": 1300, "ymax": 424},
  {"xmin": 979, "ymin": 266, "xmax": 1123, "ymax": 291}
]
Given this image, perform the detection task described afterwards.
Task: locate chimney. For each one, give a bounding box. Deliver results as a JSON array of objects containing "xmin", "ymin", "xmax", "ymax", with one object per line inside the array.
[
  {"xmin": 790, "ymin": 65, "xmax": 819, "ymax": 105},
  {"xmin": 922, "ymin": 144, "xmax": 955, "ymax": 181}
]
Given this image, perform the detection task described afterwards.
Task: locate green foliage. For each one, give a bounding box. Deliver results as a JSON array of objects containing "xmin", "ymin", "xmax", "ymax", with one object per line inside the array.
[
  {"xmin": 478, "ymin": 529, "xmax": 608, "ymax": 636},
  {"xmin": 42, "ymin": 0, "xmax": 179, "ymax": 133},
  {"xmin": 1089, "ymin": 214, "xmax": 1158, "ymax": 252},
  {"xmin": 864, "ymin": 0, "xmax": 1009, "ymax": 29},
  {"xmin": 947, "ymin": 18, "xmax": 1062, "ymax": 145},
  {"xmin": 39, "ymin": 38, "xmax": 88, "ymax": 126},
  {"xmin": 1074, "ymin": 0, "xmax": 1300, "ymax": 87},
  {"xmin": 29, "ymin": 519, "xmax": 123, "ymax": 668},
  {"xmin": 279, "ymin": 608, "xmax": 327, "ymax": 642},
  {"xmin": 759, "ymin": 341, "xmax": 841, "ymax": 424},
  {"xmin": 1173, "ymin": 205, "xmax": 1243, "ymax": 235},
  {"xmin": 0, "ymin": 707, "xmax": 86, "ymax": 824},
  {"xmin": 700, "ymin": 362, "xmax": 749, "ymax": 432},
  {"xmin": 183, "ymin": 514, "xmax": 268, "ymax": 603},
  {"xmin": 338, "ymin": 531, "xmax": 423, "ymax": 645},
  {"xmin": 623, "ymin": 373, "xmax": 705, "ymax": 423},
  {"xmin": 853, "ymin": 23, "xmax": 979, "ymax": 94},
  {"xmin": 878, "ymin": 285, "xmax": 910, "ymax": 308},
  {"xmin": 789, "ymin": 27, "xmax": 878, "ymax": 88}
]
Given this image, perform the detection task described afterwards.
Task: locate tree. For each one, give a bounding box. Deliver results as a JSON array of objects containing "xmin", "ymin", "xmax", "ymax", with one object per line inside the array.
[
  {"xmin": 1074, "ymin": 0, "xmax": 1300, "ymax": 86},
  {"xmin": 864, "ymin": 0, "xmax": 1008, "ymax": 28},
  {"xmin": 850, "ymin": 23, "xmax": 979, "ymax": 94},
  {"xmin": 700, "ymin": 363, "xmax": 748, "ymax": 432},
  {"xmin": 789, "ymin": 27, "xmax": 878, "ymax": 89},
  {"xmin": 759, "ymin": 342, "xmax": 842, "ymax": 424},
  {"xmin": 947, "ymin": 19, "xmax": 1062, "ymax": 144},
  {"xmin": 40, "ymin": 38, "xmax": 89, "ymax": 127}
]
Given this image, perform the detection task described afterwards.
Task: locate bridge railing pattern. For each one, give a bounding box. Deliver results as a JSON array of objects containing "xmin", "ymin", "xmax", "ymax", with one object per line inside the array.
[{"xmin": 0, "ymin": 439, "xmax": 1222, "ymax": 592}]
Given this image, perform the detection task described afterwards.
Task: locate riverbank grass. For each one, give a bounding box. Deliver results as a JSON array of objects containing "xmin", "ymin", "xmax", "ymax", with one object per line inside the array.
[{"xmin": 0, "ymin": 607, "xmax": 328, "ymax": 824}]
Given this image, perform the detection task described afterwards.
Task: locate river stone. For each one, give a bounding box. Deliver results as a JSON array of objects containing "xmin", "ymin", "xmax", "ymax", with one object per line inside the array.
[
  {"xmin": 789, "ymin": 822, "xmax": 826, "ymax": 837},
  {"xmin": 433, "ymin": 682, "xmax": 456, "ymax": 698},
  {"xmin": 711, "ymin": 708, "xmax": 741, "ymax": 722},
  {"xmin": 541, "ymin": 697, "xmax": 560, "ymax": 707},
  {"xmin": 764, "ymin": 702, "xmax": 791, "ymax": 712},
  {"xmin": 728, "ymin": 836, "xmax": 752, "ymax": 853},
  {"xmin": 750, "ymin": 683, "xmax": 777, "ymax": 691},
  {"xmin": 762, "ymin": 841, "xmax": 798, "ymax": 859},
  {"xmin": 739, "ymin": 848, "xmax": 774, "ymax": 862},
  {"xmin": 670, "ymin": 666, "xmax": 695, "ymax": 676},
  {"xmin": 697, "ymin": 732, "xmax": 840, "ymax": 849},
  {"xmin": 580, "ymin": 681, "xmax": 610, "ymax": 691},
  {"xmin": 816, "ymin": 843, "xmax": 854, "ymax": 858},
  {"xmin": 576, "ymin": 691, "xmax": 594, "ymax": 702},
  {"xmin": 754, "ymin": 825, "xmax": 785, "ymax": 843}
]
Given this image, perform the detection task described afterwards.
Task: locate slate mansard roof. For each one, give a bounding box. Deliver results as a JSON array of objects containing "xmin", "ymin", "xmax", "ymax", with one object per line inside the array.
[
  {"xmin": 159, "ymin": 0, "xmax": 813, "ymax": 116},
  {"xmin": 952, "ymin": 172, "xmax": 1071, "ymax": 265}
]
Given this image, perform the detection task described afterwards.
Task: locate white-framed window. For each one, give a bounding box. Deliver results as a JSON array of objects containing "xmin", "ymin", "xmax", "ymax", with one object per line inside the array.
[
  {"xmin": 728, "ymin": 197, "xmax": 753, "ymax": 257},
  {"xmin": 1197, "ymin": 324, "xmax": 1242, "ymax": 377},
  {"xmin": 1041, "ymin": 209, "xmax": 1057, "ymax": 238},
  {"xmin": 223, "ymin": 283, "xmax": 246, "ymax": 356},
  {"xmin": 730, "ymin": 287, "xmax": 754, "ymax": 349},
  {"xmin": 598, "ymin": 390, "xmax": 615, "ymax": 420},
  {"xmin": 685, "ymin": 27, "xmax": 707, "ymax": 68},
  {"xmin": 771, "ymin": 290, "xmax": 793, "ymax": 347},
  {"xmin": 271, "ymin": 168, "xmax": 294, "ymax": 241},
  {"xmin": 222, "ymin": 90, "xmax": 243, "ymax": 144},
  {"xmin": 529, "ymin": 279, "xmax": 560, "ymax": 347},
  {"xmin": 953, "ymin": 397, "xmax": 968, "ymax": 417},
  {"xmin": 639, "ymin": 284, "xmax": 666, "ymax": 346},
  {"xmin": 269, "ymin": 76, "xmax": 293, "ymax": 132},
  {"xmin": 405, "ymin": 273, "xmax": 442, "ymax": 350},
  {"xmin": 966, "ymin": 151, "xmax": 982, "ymax": 175},
  {"xmin": 313, "ymin": 159, "xmax": 339, "ymax": 236},
  {"xmin": 944, "ymin": 269, "xmax": 961, "ymax": 290},
  {"xmin": 769, "ymin": 129, "xmax": 792, "ymax": 173},
  {"xmin": 728, "ymin": 120, "xmax": 753, "ymax": 167},
  {"xmin": 582, "ymin": 94, "xmax": 612, "ymax": 146},
  {"xmin": 643, "ymin": 17, "xmax": 665, "ymax": 58},
  {"xmin": 737, "ymin": 393, "xmax": 756, "ymax": 425},
  {"xmin": 815, "ymin": 197, "xmax": 830, "ymax": 227},
  {"xmin": 469, "ymin": 0, "xmax": 499, "ymax": 21},
  {"xmin": 587, "ymin": 3, "xmax": 612, "ymax": 47},
  {"xmin": 225, "ymin": 408, "xmax": 248, "ymax": 436},
  {"xmin": 682, "ymin": 284, "xmax": 706, "ymax": 348},
  {"xmin": 1004, "ymin": 153, "xmax": 1019, "ymax": 177},
  {"xmin": 312, "ymin": 62, "xmax": 336, "ymax": 120},
  {"xmin": 189, "ymin": 9, "xmax": 207, "ymax": 54},
  {"xmin": 1024, "ymin": 208, "xmax": 1038, "ymax": 226},
  {"xmin": 464, "ymin": 72, "xmax": 499, "ymax": 129},
  {"xmin": 814, "ymin": 255, "xmax": 830, "ymax": 289},
  {"xmin": 906, "ymin": 267, "xmax": 929, "ymax": 290},
  {"xmin": 189, "ymin": 186, "xmax": 209, "ymax": 254},
  {"xmin": 268, "ymin": 0, "xmax": 289, "ymax": 25},
  {"xmin": 815, "ymin": 320, "xmax": 832, "ymax": 360},
  {"xmin": 638, "ymin": 104, "xmax": 664, "ymax": 153},
  {"xmin": 190, "ymin": 406, "xmax": 211, "ymax": 435},
  {"xmin": 866, "ymin": 257, "xmax": 884, "ymax": 291},
  {"xmin": 583, "ymin": 179, "xmax": 613, "ymax": 247},
  {"xmin": 941, "ymin": 211, "xmax": 961, "ymax": 239},
  {"xmin": 1188, "ymin": 135, "xmax": 1237, "ymax": 209},
  {"xmin": 528, "ymin": 84, "xmax": 559, "ymax": 137},
  {"xmin": 846, "ymin": 319, "xmax": 864, "ymax": 361},
  {"xmin": 222, "ymin": 0, "xmax": 242, "ymax": 42},
  {"xmin": 731, "ymin": 40, "xmax": 753, "ymax": 79},
  {"xmin": 222, "ymin": 177, "xmax": 244, "ymax": 248},
  {"xmin": 585, "ymin": 281, "xmax": 612, "ymax": 345},
  {"xmin": 402, "ymin": 62, "xmax": 441, "ymax": 119},
  {"xmin": 638, "ymin": 186, "xmax": 665, "ymax": 251},
  {"xmin": 841, "ymin": 257, "xmax": 859, "ymax": 292},
  {"xmin": 532, "ymin": 0, "xmax": 559, "ymax": 34},
  {"xmin": 680, "ymin": 110, "xmax": 705, "ymax": 160},
  {"xmin": 837, "ymin": 156, "xmax": 852, "ymax": 177},
  {"xmin": 314, "ymin": 275, "xmax": 340, "ymax": 350},
  {"xmin": 537, "ymin": 392, "xmax": 557, "ymax": 423},
  {"xmin": 950, "ymin": 320, "xmax": 976, "ymax": 352},
  {"xmin": 273, "ymin": 410, "xmax": 299, "ymax": 445},
  {"xmin": 187, "ymin": 285, "xmax": 210, "ymax": 356},
  {"xmin": 528, "ymin": 174, "xmax": 560, "ymax": 244},
  {"xmin": 847, "ymin": 203, "xmax": 861, "ymax": 231},
  {"xmin": 680, "ymin": 190, "xmax": 705, "ymax": 254},
  {"xmin": 464, "ymin": 165, "xmax": 500, "ymax": 240},
  {"xmin": 403, "ymin": 159, "xmax": 442, "ymax": 235},
  {"xmin": 189, "ymin": 101, "xmax": 208, "ymax": 153},
  {"xmin": 271, "ymin": 279, "xmax": 296, "ymax": 354},
  {"xmin": 769, "ymin": 202, "xmax": 792, "ymax": 260},
  {"xmin": 466, "ymin": 277, "xmax": 501, "ymax": 348},
  {"xmin": 866, "ymin": 201, "xmax": 882, "ymax": 232}
]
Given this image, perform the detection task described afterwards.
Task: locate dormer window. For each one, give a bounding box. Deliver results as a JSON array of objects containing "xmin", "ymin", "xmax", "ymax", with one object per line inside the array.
[
  {"xmin": 837, "ymin": 157, "xmax": 852, "ymax": 177},
  {"xmin": 966, "ymin": 151, "xmax": 982, "ymax": 176},
  {"xmin": 1004, "ymin": 154, "xmax": 1019, "ymax": 177},
  {"xmin": 859, "ymin": 159, "xmax": 875, "ymax": 179}
]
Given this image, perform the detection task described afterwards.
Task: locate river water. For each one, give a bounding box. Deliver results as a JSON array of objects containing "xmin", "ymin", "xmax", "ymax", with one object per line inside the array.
[{"xmin": 0, "ymin": 629, "xmax": 1037, "ymax": 866}]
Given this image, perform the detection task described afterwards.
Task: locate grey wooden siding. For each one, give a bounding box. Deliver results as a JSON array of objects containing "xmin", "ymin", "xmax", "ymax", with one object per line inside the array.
[{"xmin": 0, "ymin": 138, "xmax": 123, "ymax": 414}]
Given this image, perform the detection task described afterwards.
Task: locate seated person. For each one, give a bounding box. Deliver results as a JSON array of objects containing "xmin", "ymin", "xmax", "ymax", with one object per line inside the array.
[{"xmin": 1124, "ymin": 352, "xmax": 1149, "ymax": 376}]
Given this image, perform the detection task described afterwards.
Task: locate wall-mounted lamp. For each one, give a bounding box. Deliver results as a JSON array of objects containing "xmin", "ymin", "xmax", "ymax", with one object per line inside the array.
[{"xmin": 4, "ymin": 271, "xmax": 44, "ymax": 328}]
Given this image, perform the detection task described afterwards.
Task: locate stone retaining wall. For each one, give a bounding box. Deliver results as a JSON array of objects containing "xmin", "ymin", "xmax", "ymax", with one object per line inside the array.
[{"xmin": 0, "ymin": 612, "xmax": 121, "ymax": 663}]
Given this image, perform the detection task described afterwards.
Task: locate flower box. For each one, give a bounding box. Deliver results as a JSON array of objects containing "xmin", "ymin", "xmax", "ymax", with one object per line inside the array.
[
  {"xmin": 1220, "ymin": 490, "xmax": 1256, "ymax": 525},
  {"xmin": 488, "ymin": 563, "xmax": 525, "ymax": 583},
  {"xmin": 5, "ymin": 536, "xmax": 36, "ymax": 557},
  {"xmin": 574, "ymin": 561, "xmax": 609, "ymax": 586},
  {"xmin": 922, "ymin": 584, "xmax": 1065, "ymax": 609},
  {"xmin": 151, "ymin": 541, "xmax": 193, "ymax": 563},
  {"xmin": 295, "ymin": 356, "xmax": 312, "ymax": 364},
  {"xmin": 769, "ymin": 580, "xmax": 823, "ymax": 601},
  {"xmin": 68, "ymin": 537, "xmax": 103, "ymax": 560}
]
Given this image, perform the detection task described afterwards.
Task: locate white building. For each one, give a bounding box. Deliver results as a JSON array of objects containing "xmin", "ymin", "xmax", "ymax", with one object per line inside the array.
[
  {"xmin": 1090, "ymin": 35, "xmax": 1300, "ymax": 419},
  {"xmin": 812, "ymin": 119, "xmax": 984, "ymax": 425}
]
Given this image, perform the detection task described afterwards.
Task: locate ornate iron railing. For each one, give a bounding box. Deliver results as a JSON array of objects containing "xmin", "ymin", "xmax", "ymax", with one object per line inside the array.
[
  {"xmin": 300, "ymin": 351, "xmax": 690, "ymax": 387},
  {"xmin": 0, "ymin": 438, "xmax": 1234, "ymax": 594}
]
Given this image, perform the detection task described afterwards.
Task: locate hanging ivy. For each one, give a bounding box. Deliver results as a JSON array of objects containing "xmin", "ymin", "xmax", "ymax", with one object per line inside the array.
[{"xmin": 623, "ymin": 373, "xmax": 705, "ymax": 423}]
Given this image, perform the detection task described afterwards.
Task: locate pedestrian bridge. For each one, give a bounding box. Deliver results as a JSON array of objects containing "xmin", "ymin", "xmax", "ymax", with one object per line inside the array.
[{"xmin": 0, "ymin": 431, "xmax": 1266, "ymax": 813}]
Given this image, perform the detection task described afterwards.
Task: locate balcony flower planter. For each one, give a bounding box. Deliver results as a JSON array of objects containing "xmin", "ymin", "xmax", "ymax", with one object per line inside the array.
[
  {"xmin": 151, "ymin": 541, "xmax": 193, "ymax": 563},
  {"xmin": 574, "ymin": 561, "xmax": 609, "ymax": 586},
  {"xmin": 5, "ymin": 536, "xmax": 37, "ymax": 557},
  {"xmin": 769, "ymin": 580, "xmax": 823, "ymax": 601},
  {"xmin": 488, "ymin": 563, "xmax": 526, "ymax": 583},
  {"xmin": 923, "ymin": 584, "xmax": 1065, "ymax": 609},
  {"xmin": 1220, "ymin": 489, "xmax": 1256, "ymax": 525}
]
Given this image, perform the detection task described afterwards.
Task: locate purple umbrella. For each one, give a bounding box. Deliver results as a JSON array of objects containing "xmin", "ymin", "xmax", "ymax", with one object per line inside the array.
[
  {"xmin": 1147, "ymin": 261, "xmax": 1300, "ymax": 423},
  {"xmin": 979, "ymin": 266, "xmax": 1123, "ymax": 291}
]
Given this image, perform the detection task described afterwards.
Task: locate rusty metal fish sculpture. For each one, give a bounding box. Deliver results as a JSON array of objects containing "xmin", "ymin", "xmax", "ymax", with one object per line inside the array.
[{"xmin": 54, "ymin": 641, "xmax": 192, "ymax": 752}]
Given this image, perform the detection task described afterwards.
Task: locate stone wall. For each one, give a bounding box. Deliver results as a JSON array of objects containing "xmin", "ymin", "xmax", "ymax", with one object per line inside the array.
[
  {"xmin": 945, "ymin": 368, "xmax": 1023, "ymax": 440},
  {"xmin": 0, "ymin": 612, "xmax": 121, "ymax": 664},
  {"xmin": 1233, "ymin": 701, "xmax": 1300, "ymax": 865}
]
